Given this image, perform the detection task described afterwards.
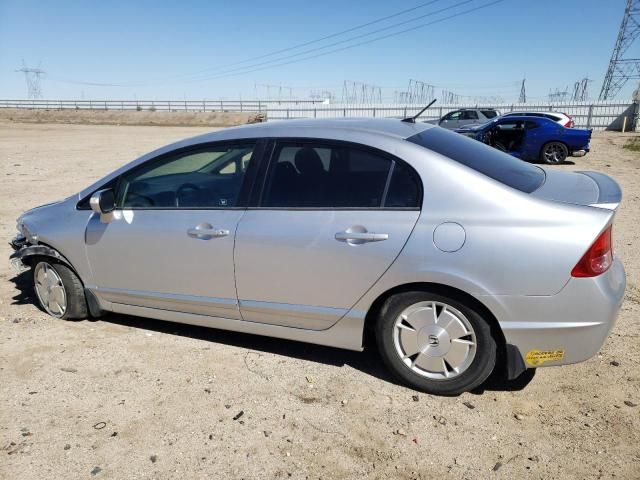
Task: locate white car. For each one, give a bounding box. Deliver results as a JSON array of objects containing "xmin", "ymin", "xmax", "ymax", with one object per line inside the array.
[{"xmin": 502, "ymin": 111, "xmax": 575, "ymax": 128}]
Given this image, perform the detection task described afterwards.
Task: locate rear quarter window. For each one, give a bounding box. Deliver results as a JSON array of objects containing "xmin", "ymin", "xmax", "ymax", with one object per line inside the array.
[
  {"xmin": 480, "ymin": 110, "xmax": 498, "ymax": 118},
  {"xmin": 407, "ymin": 127, "xmax": 545, "ymax": 193}
]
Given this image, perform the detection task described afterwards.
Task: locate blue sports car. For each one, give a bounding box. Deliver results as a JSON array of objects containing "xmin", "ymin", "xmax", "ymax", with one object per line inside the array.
[{"xmin": 455, "ymin": 115, "xmax": 591, "ymax": 164}]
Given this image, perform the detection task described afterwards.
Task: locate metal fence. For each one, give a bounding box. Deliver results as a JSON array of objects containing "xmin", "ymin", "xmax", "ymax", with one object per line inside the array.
[
  {"xmin": 1, "ymin": 99, "xmax": 636, "ymax": 130},
  {"xmin": 0, "ymin": 98, "xmax": 324, "ymax": 113},
  {"xmin": 266, "ymin": 101, "xmax": 639, "ymax": 131}
]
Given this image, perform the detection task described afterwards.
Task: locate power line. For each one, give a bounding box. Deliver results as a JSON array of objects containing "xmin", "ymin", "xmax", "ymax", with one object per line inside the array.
[
  {"xmin": 50, "ymin": 0, "xmax": 498, "ymax": 88},
  {"xmin": 168, "ymin": 0, "xmax": 446, "ymax": 80},
  {"xmin": 168, "ymin": 0, "xmax": 475, "ymax": 84},
  {"xmin": 48, "ymin": 0, "xmax": 444, "ymax": 87},
  {"xmin": 164, "ymin": 0, "xmax": 507, "ymax": 85}
]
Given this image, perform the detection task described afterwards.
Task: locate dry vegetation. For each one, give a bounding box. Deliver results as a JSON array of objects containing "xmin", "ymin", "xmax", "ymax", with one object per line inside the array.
[{"xmin": 0, "ymin": 108, "xmax": 264, "ymax": 127}]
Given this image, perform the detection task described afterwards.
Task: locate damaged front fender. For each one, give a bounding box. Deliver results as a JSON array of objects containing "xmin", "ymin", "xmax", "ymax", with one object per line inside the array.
[{"xmin": 9, "ymin": 239, "xmax": 74, "ymax": 273}]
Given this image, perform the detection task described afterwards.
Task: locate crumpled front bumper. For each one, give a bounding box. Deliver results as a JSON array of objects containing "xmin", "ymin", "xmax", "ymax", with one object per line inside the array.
[
  {"xmin": 9, "ymin": 234, "xmax": 30, "ymax": 272},
  {"xmin": 10, "ymin": 233, "xmax": 27, "ymax": 251}
]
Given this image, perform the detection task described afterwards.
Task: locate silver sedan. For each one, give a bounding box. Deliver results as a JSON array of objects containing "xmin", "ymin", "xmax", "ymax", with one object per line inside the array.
[{"xmin": 10, "ymin": 119, "xmax": 626, "ymax": 395}]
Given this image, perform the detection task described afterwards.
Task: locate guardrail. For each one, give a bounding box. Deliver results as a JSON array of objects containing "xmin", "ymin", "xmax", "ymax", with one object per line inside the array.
[{"xmin": 1, "ymin": 99, "xmax": 636, "ymax": 130}]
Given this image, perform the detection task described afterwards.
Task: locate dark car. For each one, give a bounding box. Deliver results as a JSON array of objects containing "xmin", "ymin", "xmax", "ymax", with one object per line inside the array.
[{"xmin": 455, "ymin": 116, "xmax": 591, "ymax": 164}]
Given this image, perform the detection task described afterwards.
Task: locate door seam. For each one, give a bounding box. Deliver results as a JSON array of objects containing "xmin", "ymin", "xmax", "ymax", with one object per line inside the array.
[{"xmin": 232, "ymin": 209, "xmax": 248, "ymax": 321}]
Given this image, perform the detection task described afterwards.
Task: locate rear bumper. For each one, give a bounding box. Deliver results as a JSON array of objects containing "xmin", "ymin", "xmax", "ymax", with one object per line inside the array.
[{"xmin": 482, "ymin": 258, "xmax": 626, "ymax": 368}]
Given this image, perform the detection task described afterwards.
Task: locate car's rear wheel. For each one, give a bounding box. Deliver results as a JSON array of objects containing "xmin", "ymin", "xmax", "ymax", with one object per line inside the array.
[
  {"xmin": 32, "ymin": 260, "xmax": 87, "ymax": 320},
  {"xmin": 376, "ymin": 291, "xmax": 497, "ymax": 395},
  {"xmin": 540, "ymin": 141, "xmax": 568, "ymax": 164}
]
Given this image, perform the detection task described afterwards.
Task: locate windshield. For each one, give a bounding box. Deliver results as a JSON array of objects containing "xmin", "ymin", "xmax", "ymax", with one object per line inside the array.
[{"xmin": 407, "ymin": 127, "xmax": 545, "ymax": 193}]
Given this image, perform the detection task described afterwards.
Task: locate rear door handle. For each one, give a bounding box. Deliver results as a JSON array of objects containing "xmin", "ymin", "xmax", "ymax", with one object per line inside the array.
[
  {"xmin": 187, "ymin": 223, "xmax": 230, "ymax": 240},
  {"xmin": 335, "ymin": 229, "xmax": 388, "ymax": 245}
]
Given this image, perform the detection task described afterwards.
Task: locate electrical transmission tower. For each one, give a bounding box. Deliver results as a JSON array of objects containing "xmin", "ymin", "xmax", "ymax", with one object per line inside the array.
[
  {"xmin": 518, "ymin": 78, "xmax": 526, "ymax": 103},
  {"xmin": 309, "ymin": 90, "xmax": 335, "ymax": 102},
  {"xmin": 406, "ymin": 80, "xmax": 435, "ymax": 104},
  {"xmin": 548, "ymin": 87, "xmax": 569, "ymax": 102},
  {"xmin": 441, "ymin": 90, "xmax": 460, "ymax": 104},
  {"xmin": 254, "ymin": 83, "xmax": 294, "ymax": 100},
  {"xmin": 15, "ymin": 61, "xmax": 45, "ymax": 99},
  {"xmin": 599, "ymin": 0, "xmax": 640, "ymax": 100},
  {"xmin": 572, "ymin": 77, "xmax": 592, "ymax": 101},
  {"xmin": 341, "ymin": 81, "xmax": 382, "ymax": 104}
]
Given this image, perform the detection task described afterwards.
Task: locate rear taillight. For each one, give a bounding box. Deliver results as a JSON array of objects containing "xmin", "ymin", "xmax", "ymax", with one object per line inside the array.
[
  {"xmin": 561, "ymin": 112, "xmax": 574, "ymax": 128},
  {"xmin": 571, "ymin": 225, "xmax": 613, "ymax": 277}
]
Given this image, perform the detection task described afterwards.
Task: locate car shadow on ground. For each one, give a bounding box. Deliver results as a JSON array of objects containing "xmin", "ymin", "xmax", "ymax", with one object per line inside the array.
[
  {"xmin": 533, "ymin": 160, "xmax": 576, "ymax": 166},
  {"xmin": 10, "ymin": 271, "xmax": 535, "ymax": 395}
]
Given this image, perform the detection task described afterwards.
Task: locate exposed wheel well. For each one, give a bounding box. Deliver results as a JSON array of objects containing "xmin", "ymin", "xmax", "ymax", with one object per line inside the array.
[
  {"xmin": 16, "ymin": 243, "xmax": 84, "ymax": 284},
  {"xmin": 363, "ymin": 282, "xmax": 506, "ymax": 353}
]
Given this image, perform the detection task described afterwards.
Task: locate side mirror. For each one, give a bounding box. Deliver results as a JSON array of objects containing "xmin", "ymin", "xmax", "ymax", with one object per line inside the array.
[{"xmin": 90, "ymin": 189, "xmax": 115, "ymax": 214}]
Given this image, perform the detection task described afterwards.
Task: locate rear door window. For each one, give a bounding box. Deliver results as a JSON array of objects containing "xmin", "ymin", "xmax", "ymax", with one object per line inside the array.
[
  {"xmin": 407, "ymin": 128, "xmax": 545, "ymax": 193},
  {"xmin": 261, "ymin": 142, "xmax": 421, "ymax": 208},
  {"xmin": 461, "ymin": 110, "xmax": 479, "ymax": 120}
]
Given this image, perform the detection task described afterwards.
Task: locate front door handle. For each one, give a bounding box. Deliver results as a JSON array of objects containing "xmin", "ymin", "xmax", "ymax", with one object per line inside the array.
[
  {"xmin": 335, "ymin": 227, "xmax": 388, "ymax": 245},
  {"xmin": 187, "ymin": 223, "xmax": 230, "ymax": 240}
]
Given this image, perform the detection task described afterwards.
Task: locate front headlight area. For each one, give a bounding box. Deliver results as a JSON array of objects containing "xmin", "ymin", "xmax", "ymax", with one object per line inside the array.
[
  {"xmin": 10, "ymin": 218, "xmax": 33, "ymax": 272},
  {"xmin": 15, "ymin": 218, "xmax": 38, "ymax": 244}
]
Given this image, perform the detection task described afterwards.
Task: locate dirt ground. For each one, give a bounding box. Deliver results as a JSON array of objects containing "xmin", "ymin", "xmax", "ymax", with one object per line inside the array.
[{"xmin": 0, "ymin": 122, "xmax": 639, "ymax": 480}]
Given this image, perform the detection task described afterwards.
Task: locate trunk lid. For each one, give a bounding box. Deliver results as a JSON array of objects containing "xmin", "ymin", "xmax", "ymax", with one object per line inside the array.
[{"xmin": 531, "ymin": 168, "xmax": 621, "ymax": 211}]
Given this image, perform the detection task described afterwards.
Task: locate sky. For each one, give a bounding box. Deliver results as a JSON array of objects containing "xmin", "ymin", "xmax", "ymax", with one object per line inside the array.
[{"xmin": 0, "ymin": 0, "xmax": 636, "ymax": 102}]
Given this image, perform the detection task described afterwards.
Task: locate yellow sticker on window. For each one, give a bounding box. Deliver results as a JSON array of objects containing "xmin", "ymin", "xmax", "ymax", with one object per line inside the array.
[{"xmin": 525, "ymin": 349, "xmax": 565, "ymax": 366}]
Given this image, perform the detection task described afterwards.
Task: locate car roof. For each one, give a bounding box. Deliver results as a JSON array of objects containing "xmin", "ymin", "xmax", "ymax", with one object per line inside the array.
[
  {"xmin": 185, "ymin": 118, "xmax": 435, "ymax": 144},
  {"xmin": 504, "ymin": 111, "xmax": 562, "ymax": 117},
  {"xmin": 496, "ymin": 115, "xmax": 554, "ymax": 123}
]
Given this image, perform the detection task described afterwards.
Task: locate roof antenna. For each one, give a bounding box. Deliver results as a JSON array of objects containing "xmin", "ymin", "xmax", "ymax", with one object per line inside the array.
[{"xmin": 401, "ymin": 98, "xmax": 437, "ymax": 123}]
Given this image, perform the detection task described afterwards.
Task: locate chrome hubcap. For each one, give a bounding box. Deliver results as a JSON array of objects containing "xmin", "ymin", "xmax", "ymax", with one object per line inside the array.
[
  {"xmin": 393, "ymin": 301, "xmax": 476, "ymax": 380},
  {"xmin": 543, "ymin": 143, "xmax": 567, "ymax": 163},
  {"xmin": 34, "ymin": 262, "xmax": 67, "ymax": 317}
]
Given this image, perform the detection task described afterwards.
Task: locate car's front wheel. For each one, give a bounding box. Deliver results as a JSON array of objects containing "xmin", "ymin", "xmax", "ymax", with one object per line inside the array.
[
  {"xmin": 540, "ymin": 141, "xmax": 568, "ymax": 164},
  {"xmin": 376, "ymin": 291, "xmax": 497, "ymax": 395},
  {"xmin": 32, "ymin": 260, "xmax": 87, "ymax": 319}
]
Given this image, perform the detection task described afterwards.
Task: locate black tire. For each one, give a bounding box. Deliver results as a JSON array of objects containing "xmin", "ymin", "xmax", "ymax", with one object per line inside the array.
[
  {"xmin": 375, "ymin": 291, "xmax": 497, "ymax": 396},
  {"xmin": 539, "ymin": 141, "xmax": 568, "ymax": 164},
  {"xmin": 32, "ymin": 259, "xmax": 88, "ymax": 320}
]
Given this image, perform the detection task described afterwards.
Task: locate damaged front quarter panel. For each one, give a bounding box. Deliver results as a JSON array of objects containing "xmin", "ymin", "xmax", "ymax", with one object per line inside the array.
[{"xmin": 9, "ymin": 236, "xmax": 73, "ymax": 273}]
